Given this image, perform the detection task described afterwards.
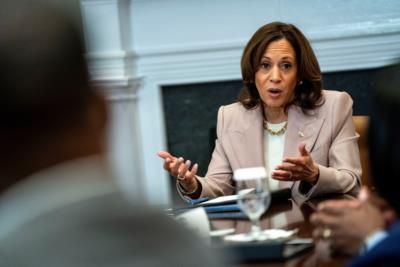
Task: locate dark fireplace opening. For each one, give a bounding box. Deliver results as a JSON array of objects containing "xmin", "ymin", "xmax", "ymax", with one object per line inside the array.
[{"xmin": 162, "ymin": 67, "xmax": 380, "ymax": 204}]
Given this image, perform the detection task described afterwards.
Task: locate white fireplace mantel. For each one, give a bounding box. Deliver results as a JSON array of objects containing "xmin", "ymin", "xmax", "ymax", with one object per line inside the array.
[{"xmin": 80, "ymin": 0, "xmax": 400, "ymax": 205}]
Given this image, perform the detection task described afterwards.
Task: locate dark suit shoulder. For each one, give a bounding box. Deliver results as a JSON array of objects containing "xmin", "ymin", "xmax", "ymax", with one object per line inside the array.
[{"xmin": 349, "ymin": 222, "xmax": 400, "ymax": 267}]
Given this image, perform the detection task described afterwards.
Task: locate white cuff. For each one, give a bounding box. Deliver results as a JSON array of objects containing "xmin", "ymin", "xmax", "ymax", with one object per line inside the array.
[{"xmin": 360, "ymin": 229, "xmax": 388, "ymax": 254}]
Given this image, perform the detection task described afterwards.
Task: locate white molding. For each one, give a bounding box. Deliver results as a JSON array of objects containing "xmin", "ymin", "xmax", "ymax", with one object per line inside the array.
[
  {"xmin": 134, "ymin": 20, "xmax": 400, "ymax": 56},
  {"xmin": 95, "ymin": 77, "xmax": 141, "ymax": 100},
  {"xmin": 86, "ymin": 51, "xmax": 136, "ymax": 81},
  {"xmin": 131, "ymin": 21, "xmax": 400, "ymax": 82}
]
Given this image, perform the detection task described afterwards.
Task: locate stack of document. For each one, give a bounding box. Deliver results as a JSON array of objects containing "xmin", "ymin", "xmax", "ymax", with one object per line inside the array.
[{"xmin": 185, "ymin": 188, "xmax": 291, "ymax": 219}]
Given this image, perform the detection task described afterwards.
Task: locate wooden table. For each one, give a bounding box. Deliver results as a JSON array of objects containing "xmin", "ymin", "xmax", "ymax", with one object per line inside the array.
[{"xmin": 209, "ymin": 195, "xmax": 354, "ymax": 267}]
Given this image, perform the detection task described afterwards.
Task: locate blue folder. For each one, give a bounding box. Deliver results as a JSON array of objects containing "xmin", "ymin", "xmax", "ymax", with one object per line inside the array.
[
  {"xmin": 203, "ymin": 203, "xmax": 240, "ymax": 213},
  {"xmin": 170, "ymin": 188, "xmax": 291, "ymax": 216}
]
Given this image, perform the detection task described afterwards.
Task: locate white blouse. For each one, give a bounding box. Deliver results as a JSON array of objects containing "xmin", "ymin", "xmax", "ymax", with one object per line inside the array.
[
  {"xmin": 263, "ymin": 121, "xmax": 287, "ymax": 191},
  {"xmin": 263, "ymin": 121, "xmax": 287, "ymax": 228}
]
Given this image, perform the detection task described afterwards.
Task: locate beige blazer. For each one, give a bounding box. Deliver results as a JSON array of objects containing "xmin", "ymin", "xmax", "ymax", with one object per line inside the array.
[{"xmin": 185, "ymin": 90, "xmax": 361, "ymax": 203}]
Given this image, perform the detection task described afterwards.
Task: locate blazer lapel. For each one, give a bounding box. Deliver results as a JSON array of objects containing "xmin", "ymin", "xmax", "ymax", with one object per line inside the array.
[
  {"xmin": 284, "ymin": 106, "xmax": 325, "ymax": 157},
  {"xmin": 227, "ymin": 106, "xmax": 264, "ymax": 168}
]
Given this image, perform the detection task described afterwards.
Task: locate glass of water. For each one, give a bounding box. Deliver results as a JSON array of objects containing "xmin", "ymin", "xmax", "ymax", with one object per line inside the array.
[{"xmin": 234, "ymin": 167, "xmax": 271, "ymax": 240}]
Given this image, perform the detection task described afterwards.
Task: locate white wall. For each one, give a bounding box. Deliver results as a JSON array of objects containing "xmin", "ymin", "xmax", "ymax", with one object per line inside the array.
[{"xmin": 80, "ymin": 0, "xmax": 400, "ymax": 205}]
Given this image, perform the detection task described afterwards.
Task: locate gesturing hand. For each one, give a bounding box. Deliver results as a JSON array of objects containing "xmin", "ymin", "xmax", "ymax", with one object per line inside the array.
[
  {"xmin": 272, "ymin": 143, "xmax": 319, "ymax": 184},
  {"xmin": 157, "ymin": 151, "xmax": 199, "ymax": 193}
]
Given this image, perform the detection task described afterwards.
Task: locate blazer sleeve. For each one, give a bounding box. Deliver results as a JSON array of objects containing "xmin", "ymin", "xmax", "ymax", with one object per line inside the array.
[
  {"xmin": 197, "ymin": 106, "xmax": 235, "ymax": 198},
  {"xmin": 176, "ymin": 106, "xmax": 235, "ymax": 199},
  {"xmin": 292, "ymin": 91, "xmax": 362, "ymax": 202}
]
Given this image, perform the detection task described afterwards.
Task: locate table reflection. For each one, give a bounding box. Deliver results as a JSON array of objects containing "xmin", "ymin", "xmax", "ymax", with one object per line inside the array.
[{"xmin": 208, "ymin": 194, "xmax": 355, "ymax": 267}]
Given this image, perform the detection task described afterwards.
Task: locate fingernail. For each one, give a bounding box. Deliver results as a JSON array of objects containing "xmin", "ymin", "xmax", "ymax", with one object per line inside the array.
[
  {"xmin": 185, "ymin": 160, "xmax": 191, "ymax": 167},
  {"xmin": 358, "ymin": 187, "xmax": 369, "ymax": 202}
]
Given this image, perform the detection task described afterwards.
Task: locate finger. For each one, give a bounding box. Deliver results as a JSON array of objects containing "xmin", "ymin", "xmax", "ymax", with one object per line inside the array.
[
  {"xmin": 275, "ymin": 163, "xmax": 303, "ymax": 174},
  {"xmin": 358, "ymin": 186, "xmax": 370, "ymax": 202},
  {"xmin": 271, "ymin": 170, "xmax": 293, "ymax": 180},
  {"xmin": 367, "ymin": 192, "xmax": 391, "ymax": 210},
  {"xmin": 163, "ymin": 157, "xmax": 172, "ymax": 171},
  {"xmin": 312, "ymin": 227, "xmax": 328, "ymax": 240},
  {"xmin": 185, "ymin": 159, "xmax": 191, "ymax": 169},
  {"xmin": 298, "ymin": 143, "xmax": 309, "ymax": 156},
  {"xmin": 282, "ymin": 157, "xmax": 306, "ymax": 167},
  {"xmin": 178, "ymin": 160, "xmax": 193, "ymax": 179},
  {"xmin": 157, "ymin": 150, "xmax": 173, "ymax": 159},
  {"xmin": 177, "ymin": 160, "xmax": 190, "ymax": 178},
  {"xmin": 317, "ymin": 199, "xmax": 361, "ymax": 212},
  {"xmin": 310, "ymin": 212, "xmax": 340, "ymax": 228},
  {"xmin": 188, "ymin": 163, "xmax": 199, "ymax": 180},
  {"xmin": 312, "ymin": 226, "xmax": 338, "ymax": 241},
  {"xmin": 170, "ymin": 157, "xmax": 184, "ymax": 176},
  {"xmin": 179, "ymin": 163, "xmax": 198, "ymax": 185},
  {"xmin": 312, "ymin": 228, "xmax": 321, "ymax": 240},
  {"xmin": 275, "ymin": 162, "xmax": 294, "ymax": 170}
]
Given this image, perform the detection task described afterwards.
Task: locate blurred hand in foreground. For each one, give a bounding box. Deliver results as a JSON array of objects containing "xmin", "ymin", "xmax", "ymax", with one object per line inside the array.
[{"xmin": 310, "ymin": 187, "xmax": 388, "ymax": 255}]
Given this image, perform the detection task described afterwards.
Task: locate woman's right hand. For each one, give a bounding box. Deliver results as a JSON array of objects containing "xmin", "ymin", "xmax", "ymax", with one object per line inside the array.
[{"xmin": 157, "ymin": 151, "xmax": 199, "ymax": 193}]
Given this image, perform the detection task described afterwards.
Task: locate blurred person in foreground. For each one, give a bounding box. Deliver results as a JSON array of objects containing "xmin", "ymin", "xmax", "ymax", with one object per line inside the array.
[
  {"xmin": 158, "ymin": 22, "xmax": 361, "ymax": 203},
  {"xmin": 311, "ymin": 63, "xmax": 400, "ymax": 267},
  {"xmin": 0, "ymin": 2, "xmax": 223, "ymax": 267}
]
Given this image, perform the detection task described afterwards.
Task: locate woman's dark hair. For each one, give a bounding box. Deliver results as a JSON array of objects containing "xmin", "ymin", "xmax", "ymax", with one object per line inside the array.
[
  {"xmin": 238, "ymin": 22, "xmax": 323, "ymax": 112},
  {"xmin": 368, "ymin": 63, "xmax": 400, "ymax": 215}
]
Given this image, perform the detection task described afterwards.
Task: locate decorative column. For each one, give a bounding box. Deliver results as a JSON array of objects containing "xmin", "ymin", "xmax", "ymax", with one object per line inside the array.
[{"xmin": 80, "ymin": 0, "xmax": 163, "ymax": 203}]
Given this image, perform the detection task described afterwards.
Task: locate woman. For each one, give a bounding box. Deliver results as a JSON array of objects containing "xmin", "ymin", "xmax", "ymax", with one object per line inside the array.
[{"xmin": 158, "ymin": 22, "xmax": 361, "ymax": 203}]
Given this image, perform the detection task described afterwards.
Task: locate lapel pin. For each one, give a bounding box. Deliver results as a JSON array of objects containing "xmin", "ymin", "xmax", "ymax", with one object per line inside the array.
[{"xmin": 298, "ymin": 131, "xmax": 304, "ymax": 138}]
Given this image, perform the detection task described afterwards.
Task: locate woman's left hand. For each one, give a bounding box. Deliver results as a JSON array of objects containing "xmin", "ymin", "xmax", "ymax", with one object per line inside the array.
[{"xmin": 272, "ymin": 143, "xmax": 319, "ymax": 183}]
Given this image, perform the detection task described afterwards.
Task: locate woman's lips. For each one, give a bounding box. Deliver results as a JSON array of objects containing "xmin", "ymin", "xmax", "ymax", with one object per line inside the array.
[{"xmin": 267, "ymin": 88, "xmax": 283, "ymax": 98}]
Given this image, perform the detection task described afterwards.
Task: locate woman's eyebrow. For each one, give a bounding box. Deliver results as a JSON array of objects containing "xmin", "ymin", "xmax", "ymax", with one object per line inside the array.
[{"xmin": 281, "ymin": 56, "xmax": 295, "ymax": 60}]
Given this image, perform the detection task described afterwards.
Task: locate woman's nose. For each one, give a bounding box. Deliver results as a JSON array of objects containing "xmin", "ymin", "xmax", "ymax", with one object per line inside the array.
[{"xmin": 269, "ymin": 66, "xmax": 281, "ymax": 83}]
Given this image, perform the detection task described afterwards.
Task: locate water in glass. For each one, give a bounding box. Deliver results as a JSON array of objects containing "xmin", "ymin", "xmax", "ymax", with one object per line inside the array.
[{"xmin": 234, "ymin": 167, "xmax": 271, "ymax": 240}]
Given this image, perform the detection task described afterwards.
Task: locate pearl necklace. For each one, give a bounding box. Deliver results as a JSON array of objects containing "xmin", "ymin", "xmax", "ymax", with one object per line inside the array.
[{"xmin": 263, "ymin": 120, "xmax": 288, "ymax": 135}]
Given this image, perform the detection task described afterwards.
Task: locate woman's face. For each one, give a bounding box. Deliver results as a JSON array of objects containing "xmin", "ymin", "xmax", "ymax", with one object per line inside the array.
[{"xmin": 255, "ymin": 38, "xmax": 298, "ymax": 109}]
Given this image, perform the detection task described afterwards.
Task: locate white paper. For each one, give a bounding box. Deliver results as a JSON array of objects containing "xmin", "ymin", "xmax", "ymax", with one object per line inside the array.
[
  {"xmin": 196, "ymin": 188, "xmax": 254, "ymax": 206},
  {"xmin": 175, "ymin": 207, "xmax": 210, "ymax": 243}
]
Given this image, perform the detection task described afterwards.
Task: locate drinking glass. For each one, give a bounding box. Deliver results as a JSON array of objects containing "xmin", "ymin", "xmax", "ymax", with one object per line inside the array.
[{"xmin": 234, "ymin": 167, "xmax": 271, "ymax": 240}]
